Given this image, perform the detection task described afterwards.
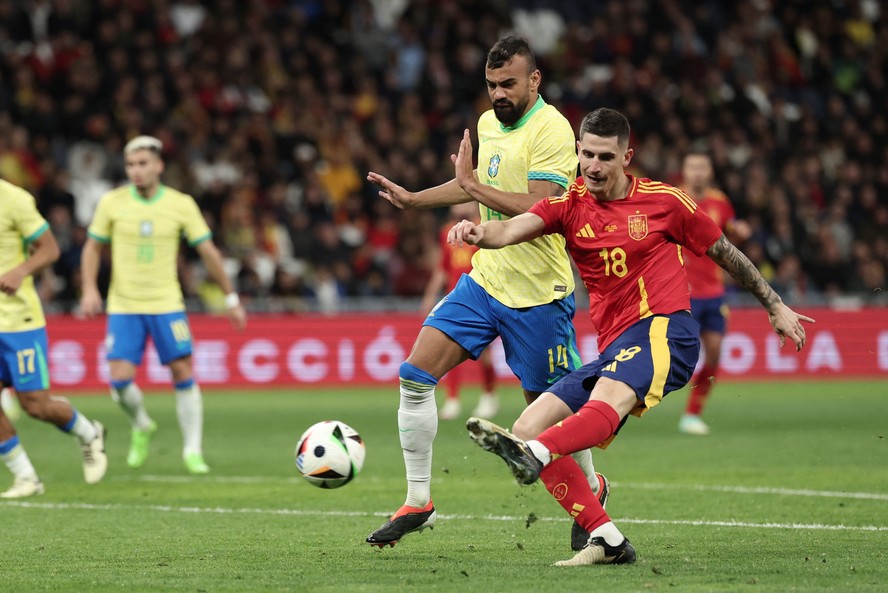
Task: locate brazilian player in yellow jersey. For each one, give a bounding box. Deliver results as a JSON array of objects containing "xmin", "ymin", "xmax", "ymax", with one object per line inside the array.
[
  {"xmin": 80, "ymin": 136, "xmax": 246, "ymax": 475},
  {"xmin": 0, "ymin": 179, "xmax": 107, "ymax": 498},
  {"xmin": 365, "ymin": 36, "xmax": 603, "ymax": 549}
]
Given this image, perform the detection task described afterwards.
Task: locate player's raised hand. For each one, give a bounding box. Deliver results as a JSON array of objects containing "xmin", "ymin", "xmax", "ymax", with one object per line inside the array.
[
  {"xmin": 452, "ymin": 129, "xmax": 477, "ymax": 192},
  {"xmin": 79, "ymin": 288, "xmax": 104, "ymax": 319},
  {"xmin": 367, "ymin": 172, "xmax": 414, "ymax": 209},
  {"xmin": 448, "ymin": 219, "xmax": 484, "ymax": 247},
  {"xmin": 768, "ymin": 304, "xmax": 815, "ymax": 351}
]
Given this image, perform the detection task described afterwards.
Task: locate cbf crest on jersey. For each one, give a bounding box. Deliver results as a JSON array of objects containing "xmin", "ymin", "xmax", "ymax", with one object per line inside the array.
[
  {"xmin": 628, "ymin": 213, "xmax": 648, "ymax": 240},
  {"xmin": 487, "ymin": 153, "xmax": 501, "ymax": 178},
  {"xmin": 140, "ymin": 221, "xmax": 153, "ymax": 237}
]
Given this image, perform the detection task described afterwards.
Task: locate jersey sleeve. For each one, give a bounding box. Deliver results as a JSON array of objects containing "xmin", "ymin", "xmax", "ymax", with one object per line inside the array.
[
  {"xmin": 182, "ymin": 195, "xmax": 212, "ymax": 246},
  {"xmin": 14, "ymin": 190, "xmax": 49, "ymax": 242},
  {"xmin": 527, "ymin": 116, "xmax": 576, "ymax": 190},
  {"xmin": 528, "ymin": 194, "xmax": 567, "ymax": 236},
  {"xmin": 87, "ymin": 194, "xmax": 112, "ymax": 243},
  {"xmin": 670, "ymin": 193, "xmax": 723, "ymax": 256}
]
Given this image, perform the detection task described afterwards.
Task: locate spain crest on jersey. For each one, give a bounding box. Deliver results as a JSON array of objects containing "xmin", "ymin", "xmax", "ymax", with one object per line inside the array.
[
  {"xmin": 487, "ymin": 153, "xmax": 501, "ymax": 178},
  {"xmin": 627, "ymin": 214, "xmax": 648, "ymax": 240}
]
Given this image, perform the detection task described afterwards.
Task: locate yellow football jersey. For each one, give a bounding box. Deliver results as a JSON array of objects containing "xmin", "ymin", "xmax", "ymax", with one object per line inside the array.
[
  {"xmin": 471, "ymin": 96, "xmax": 577, "ymax": 307},
  {"xmin": 88, "ymin": 184, "xmax": 211, "ymax": 314},
  {"xmin": 0, "ymin": 179, "xmax": 49, "ymax": 331}
]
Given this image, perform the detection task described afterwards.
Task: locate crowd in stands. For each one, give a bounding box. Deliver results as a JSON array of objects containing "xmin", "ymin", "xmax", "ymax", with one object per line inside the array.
[{"xmin": 1, "ymin": 0, "xmax": 886, "ymax": 312}]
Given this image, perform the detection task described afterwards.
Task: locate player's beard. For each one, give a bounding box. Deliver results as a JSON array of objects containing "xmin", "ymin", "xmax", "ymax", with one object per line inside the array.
[{"xmin": 493, "ymin": 96, "xmax": 528, "ymax": 127}]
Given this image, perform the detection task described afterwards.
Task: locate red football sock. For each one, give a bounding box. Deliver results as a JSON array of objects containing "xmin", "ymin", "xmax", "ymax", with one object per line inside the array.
[
  {"xmin": 539, "ymin": 456, "xmax": 610, "ymax": 532},
  {"xmin": 481, "ymin": 361, "xmax": 496, "ymax": 393},
  {"xmin": 686, "ymin": 364, "xmax": 717, "ymax": 415},
  {"xmin": 445, "ymin": 365, "xmax": 461, "ymax": 400},
  {"xmin": 536, "ymin": 400, "xmax": 621, "ymax": 456}
]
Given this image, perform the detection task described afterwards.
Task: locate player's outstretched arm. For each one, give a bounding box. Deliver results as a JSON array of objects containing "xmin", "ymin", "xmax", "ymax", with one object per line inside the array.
[
  {"xmin": 79, "ymin": 236, "xmax": 105, "ymax": 317},
  {"xmin": 0, "ymin": 228, "xmax": 60, "ymax": 295},
  {"xmin": 366, "ymin": 172, "xmax": 471, "ymax": 210},
  {"xmin": 707, "ymin": 234, "xmax": 815, "ymax": 351},
  {"xmin": 195, "ymin": 241, "xmax": 247, "ymax": 330},
  {"xmin": 448, "ymin": 212, "xmax": 545, "ymax": 249}
]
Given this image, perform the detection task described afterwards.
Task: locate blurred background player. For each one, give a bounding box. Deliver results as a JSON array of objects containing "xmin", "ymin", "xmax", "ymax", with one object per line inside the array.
[
  {"xmin": 420, "ymin": 202, "xmax": 498, "ymax": 421},
  {"xmin": 679, "ymin": 151, "xmax": 752, "ymax": 436},
  {"xmin": 0, "ymin": 179, "xmax": 107, "ymax": 498},
  {"xmin": 364, "ymin": 36, "xmax": 599, "ymax": 549},
  {"xmin": 80, "ymin": 136, "xmax": 246, "ymax": 475}
]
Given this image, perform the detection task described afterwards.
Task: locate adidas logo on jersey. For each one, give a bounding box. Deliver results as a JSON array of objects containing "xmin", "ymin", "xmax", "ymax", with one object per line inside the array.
[{"xmin": 576, "ymin": 223, "xmax": 595, "ymax": 238}]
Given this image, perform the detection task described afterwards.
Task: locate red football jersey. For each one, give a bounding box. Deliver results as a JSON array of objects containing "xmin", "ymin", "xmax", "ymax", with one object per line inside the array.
[
  {"xmin": 439, "ymin": 226, "xmax": 478, "ymax": 290},
  {"xmin": 529, "ymin": 175, "xmax": 722, "ymax": 351},
  {"xmin": 682, "ymin": 188, "xmax": 735, "ymax": 298}
]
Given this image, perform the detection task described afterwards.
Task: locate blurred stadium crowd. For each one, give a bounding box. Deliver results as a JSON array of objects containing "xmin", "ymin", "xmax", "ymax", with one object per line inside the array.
[{"xmin": 1, "ymin": 0, "xmax": 886, "ymax": 313}]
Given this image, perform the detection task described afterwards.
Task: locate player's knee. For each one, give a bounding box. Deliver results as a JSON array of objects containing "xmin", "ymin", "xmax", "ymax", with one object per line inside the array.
[{"xmin": 17, "ymin": 391, "xmax": 48, "ymax": 419}]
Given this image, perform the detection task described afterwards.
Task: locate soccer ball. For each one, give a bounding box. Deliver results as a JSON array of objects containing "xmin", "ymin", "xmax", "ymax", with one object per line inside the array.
[{"xmin": 295, "ymin": 420, "xmax": 365, "ymax": 489}]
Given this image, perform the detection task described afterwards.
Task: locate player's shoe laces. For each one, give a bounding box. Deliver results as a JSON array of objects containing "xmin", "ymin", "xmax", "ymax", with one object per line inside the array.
[
  {"xmin": 366, "ymin": 500, "xmax": 436, "ymax": 547},
  {"xmin": 679, "ymin": 414, "xmax": 710, "ymax": 436},
  {"xmin": 466, "ymin": 417, "xmax": 543, "ymax": 485},
  {"xmin": 472, "ymin": 393, "xmax": 499, "ymax": 419},
  {"xmin": 571, "ymin": 472, "xmax": 610, "ymax": 551},
  {"xmin": 555, "ymin": 536, "xmax": 636, "ymax": 566},
  {"xmin": 1, "ymin": 476, "xmax": 45, "ymax": 499},
  {"xmin": 184, "ymin": 452, "xmax": 210, "ymax": 474},
  {"xmin": 81, "ymin": 420, "xmax": 108, "ymax": 484},
  {"xmin": 439, "ymin": 398, "xmax": 461, "ymax": 420},
  {"xmin": 127, "ymin": 421, "xmax": 158, "ymax": 468}
]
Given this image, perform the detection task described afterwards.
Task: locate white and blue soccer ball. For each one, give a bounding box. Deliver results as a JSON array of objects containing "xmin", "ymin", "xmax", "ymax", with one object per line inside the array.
[{"xmin": 295, "ymin": 420, "xmax": 365, "ymax": 489}]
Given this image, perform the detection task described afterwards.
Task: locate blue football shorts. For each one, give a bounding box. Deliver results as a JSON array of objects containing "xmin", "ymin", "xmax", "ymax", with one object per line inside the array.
[
  {"xmin": 423, "ymin": 274, "xmax": 580, "ymax": 392},
  {"xmin": 106, "ymin": 312, "xmax": 193, "ymax": 365},
  {"xmin": 0, "ymin": 328, "xmax": 51, "ymax": 392},
  {"xmin": 690, "ymin": 296, "xmax": 728, "ymax": 334},
  {"xmin": 549, "ymin": 311, "xmax": 701, "ymax": 417}
]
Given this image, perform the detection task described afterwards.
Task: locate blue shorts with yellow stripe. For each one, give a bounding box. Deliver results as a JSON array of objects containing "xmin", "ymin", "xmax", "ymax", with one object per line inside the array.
[
  {"xmin": 549, "ymin": 311, "xmax": 700, "ymax": 415},
  {"xmin": 0, "ymin": 328, "xmax": 51, "ymax": 392},
  {"xmin": 423, "ymin": 274, "xmax": 581, "ymax": 392},
  {"xmin": 107, "ymin": 312, "xmax": 193, "ymax": 365},
  {"xmin": 691, "ymin": 296, "xmax": 728, "ymax": 334}
]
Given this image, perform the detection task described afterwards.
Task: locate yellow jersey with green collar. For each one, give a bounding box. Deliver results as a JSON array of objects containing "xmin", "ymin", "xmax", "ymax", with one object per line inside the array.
[
  {"xmin": 472, "ymin": 96, "xmax": 577, "ymax": 307},
  {"xmin": 88, "ymin": 184, "xmax": 211, "ymax": 314},
  {"xmin": 0, "ymin": 179, "xmax": 49, "ymax": 331}
]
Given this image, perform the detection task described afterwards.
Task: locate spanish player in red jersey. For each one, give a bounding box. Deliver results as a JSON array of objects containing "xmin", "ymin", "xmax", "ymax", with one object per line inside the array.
[
  {"xmin": 679, "ymin": 151, "xmax": 751, "ymax": 436},
  {"xmin": 449, "ymin": 108, "xmax": 814, "ymax": 566},
  {"xmin": 421, "ymin": 203, "xmax": 498, "ymax": 421}
]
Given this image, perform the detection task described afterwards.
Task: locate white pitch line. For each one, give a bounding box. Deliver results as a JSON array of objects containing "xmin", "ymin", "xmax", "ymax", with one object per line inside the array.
[
  {"xmin": 2, "ymin": 500, "xmax": 886, "ymax": 533},
  {"xmin": 128, "ymin": 475, "xmax": 888, "ymax": 501},
  {"xmin": 619, "ymin": 482, "xmax": 888, "ymax": 501}
]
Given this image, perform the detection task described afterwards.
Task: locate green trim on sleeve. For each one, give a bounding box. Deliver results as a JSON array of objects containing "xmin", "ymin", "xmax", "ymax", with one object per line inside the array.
[
  {"xmin": 528, "ymin": 171, "xmax": 570, "ymax": 189},
  {"xmin": 87, "ymin": 230, "xmax": 111, "ymax": 244},
  {"xmin": 23, "ymin": 221, "xmax": 49, "ymax": 243},
  {"xmin": 188, "ymin": 232, "xmax": 213, "ymax": 247}
]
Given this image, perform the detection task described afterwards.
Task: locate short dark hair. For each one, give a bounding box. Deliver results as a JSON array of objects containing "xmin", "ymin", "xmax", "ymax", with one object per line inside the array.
[
  {"xmin": 682, "ymin": 149, "xmax": 712, "ymax": 164},
  {"xmin": 579, "ymin": 108, "xmax": 631, "ymax": 147},
  {"xmin": 486, "ymin": 35, "xmax": 536, "ymax": 72}
]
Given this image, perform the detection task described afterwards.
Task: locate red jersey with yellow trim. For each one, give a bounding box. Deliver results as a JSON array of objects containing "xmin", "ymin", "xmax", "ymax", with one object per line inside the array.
[
  {"xmin": 529, "ymin": 175, "xmax": 722, "ymax": 350},
  {"xmin": 681, "ymin": 188, "xmax": 735, "ymax": 298},
  {"xmin": 438, "ymin": 226, "xmax": 478, "ymax": 290}
]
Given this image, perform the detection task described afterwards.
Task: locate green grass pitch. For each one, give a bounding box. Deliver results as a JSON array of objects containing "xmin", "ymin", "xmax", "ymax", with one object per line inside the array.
[{"xmin": 2, "ymin": 381, "xmax": 886, "ymax": 592}]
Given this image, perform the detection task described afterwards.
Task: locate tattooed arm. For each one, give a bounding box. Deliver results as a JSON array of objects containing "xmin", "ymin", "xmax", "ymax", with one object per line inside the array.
[{"xmin": 707, "ymin": 234, "xmax": 815, "ymax": 351}]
